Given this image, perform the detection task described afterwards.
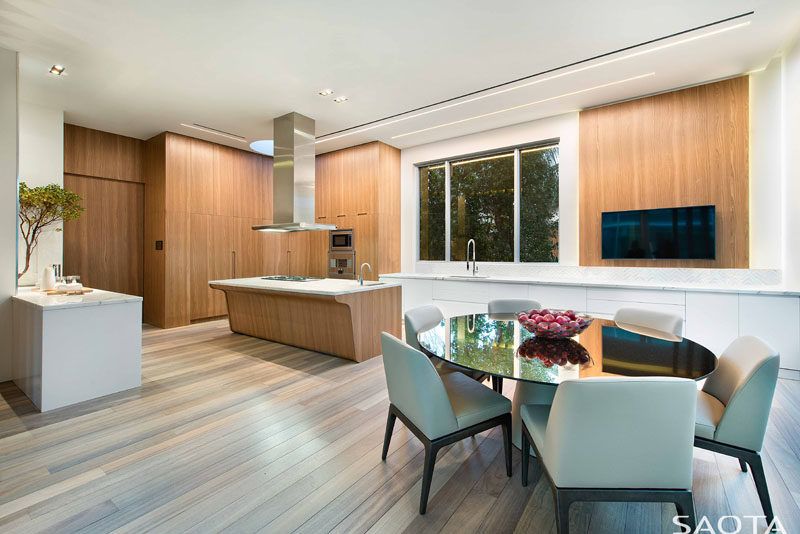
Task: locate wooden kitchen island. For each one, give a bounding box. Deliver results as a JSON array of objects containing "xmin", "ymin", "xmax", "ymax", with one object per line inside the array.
[{"xmin": 209, "ymin": 277, "xmax": 401, "ymax": 362}]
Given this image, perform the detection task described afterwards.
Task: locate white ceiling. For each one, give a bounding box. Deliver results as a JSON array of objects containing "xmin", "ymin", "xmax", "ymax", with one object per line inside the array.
[{"xmin": 1, "ymin": 0, "xmax": 799, "ymax": 154}]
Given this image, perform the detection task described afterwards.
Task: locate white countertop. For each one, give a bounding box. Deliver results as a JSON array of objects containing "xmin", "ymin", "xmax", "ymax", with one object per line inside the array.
[
  {"xmin": 378, "ymin": 273, "xmax": 800, "ymax": 296},
  {"xmin": 13, "ymin": 287, "xmax": 143, "ymax": 310},
  {"xmin": 209, "ymin": 277, "xmax": 402, "ymax": 296}
]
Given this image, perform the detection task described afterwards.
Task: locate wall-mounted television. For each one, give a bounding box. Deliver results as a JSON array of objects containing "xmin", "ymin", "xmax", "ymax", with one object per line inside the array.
[{"xmin": 601, "ymin": 205, "xmax": 716, "ymax": 260}]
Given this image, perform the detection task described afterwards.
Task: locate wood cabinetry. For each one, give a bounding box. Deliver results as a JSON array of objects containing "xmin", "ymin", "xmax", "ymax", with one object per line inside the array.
[
  {"xmin": 288, "ymin": 232, "xmax": 329, "ymax": 278},
  {"xmin": 144, "ymin": 133, "xmax": 276, "ymax": 327},
  {"xmin": 315, "ymin": 142, "xmax": 400, "ymax": 281}
]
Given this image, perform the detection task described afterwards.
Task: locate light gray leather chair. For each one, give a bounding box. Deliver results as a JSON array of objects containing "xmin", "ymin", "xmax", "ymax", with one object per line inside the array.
[
  {"xmin": 380, "ymin": 333, "xmax": 512, "ymax": 514},
  {"xmin": 520, "ymin": 377, "xmax": 697, "ymax": 534},
  {"xmin": 695, "ymin": 335, "xmax": 780, "ymax": 526},
  {"xmin": 404, "ymin": 305, "xmax": 486, "ymax": 383},
  {"xmin": 487, "ymin": 298, "xmax": 542, "ymax": 317},
  {"xmin": 614, "ymin": 307, "xmax": 684, "ymax": 341}
]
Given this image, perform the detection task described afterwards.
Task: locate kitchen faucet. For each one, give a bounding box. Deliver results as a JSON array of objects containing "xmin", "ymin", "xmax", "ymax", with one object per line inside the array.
[
  {"xmin": 466, "ymin": 239, "xmax": 478, "ymax": 276},
  {"xmin": 359, "ymin": 262, "xmax": 372, "ymax": 285}
]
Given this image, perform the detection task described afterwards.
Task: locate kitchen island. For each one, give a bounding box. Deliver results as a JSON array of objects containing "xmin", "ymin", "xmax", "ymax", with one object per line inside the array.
[{"xmin": 209, "ymin": 277, "xmax": 402, "ymax": 362}]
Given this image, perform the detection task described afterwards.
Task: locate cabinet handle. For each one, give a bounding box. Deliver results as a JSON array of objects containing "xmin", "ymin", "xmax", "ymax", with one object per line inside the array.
[
  {"xmin": 317, "ymin": 216, "xmax": 326, "ymax": 219},
  {"xmin": 232, "ymin": 251, "xmax": 236, "ymax": 278},
  {"xmin": 357, "ymin": 212, "xmax": 368, "ymax": 216},
  {"xmin": 337, "ymin": 214, "xmax": 346, "ymax": 218}
]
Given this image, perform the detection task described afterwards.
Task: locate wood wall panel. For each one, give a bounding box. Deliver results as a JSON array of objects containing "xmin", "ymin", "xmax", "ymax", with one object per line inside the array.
[
  {"xmin": 377, "ymin": 143, "xmax": 401, "ymax": 275},
  {"xmin": 63, "ymin": 174, "xmax": 144, "ymax": 296},
  {"xmin": 143, "ymin": 134, "xmax": 167, "ymax": 326},
  {"xmin": 578, "ymin": 76, "xmax": 749, "ymax": 268},
  {"xmin": 64, "ymin": 124, "xmax": 144, "ymax": 182}
]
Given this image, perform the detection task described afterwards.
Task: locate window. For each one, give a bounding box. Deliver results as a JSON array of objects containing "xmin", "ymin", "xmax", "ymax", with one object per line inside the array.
[
  {"xmin": 450, "ymin": 152, "xmax": 514, "ymax": 262},
  {"xmin": 520, "ymin": 145, "xmax": 559, "ymax": 262},
  {"xmin": 418, "ymin": 141, "xmax": 559, "ymax": 263},
  {"xmin": 419, "ymin": 164, "xmax": 446, "ymax": 261}
]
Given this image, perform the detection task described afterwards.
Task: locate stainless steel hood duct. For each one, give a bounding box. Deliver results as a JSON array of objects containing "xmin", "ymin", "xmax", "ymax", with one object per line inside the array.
[{"xmin": 252, "ymin": 112, "xmax": 336, "ymax": 232}]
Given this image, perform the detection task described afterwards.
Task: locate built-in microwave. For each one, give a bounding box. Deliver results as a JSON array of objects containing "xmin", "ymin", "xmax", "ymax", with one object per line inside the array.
[{"xmin": 330, "ymin": 229, "xmax": 354, "ymax": 252}]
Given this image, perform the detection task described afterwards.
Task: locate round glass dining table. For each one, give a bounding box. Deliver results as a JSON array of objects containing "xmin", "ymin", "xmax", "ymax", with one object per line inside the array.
[{"xmin": 417, "ymin": 313, "xmax": 718, "ymax": 450}]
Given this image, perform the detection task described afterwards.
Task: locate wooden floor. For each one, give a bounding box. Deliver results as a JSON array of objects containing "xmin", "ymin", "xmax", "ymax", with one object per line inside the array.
[{"xmin": 0, "ymin": 320, "xmax": 799, "ymax": 533}]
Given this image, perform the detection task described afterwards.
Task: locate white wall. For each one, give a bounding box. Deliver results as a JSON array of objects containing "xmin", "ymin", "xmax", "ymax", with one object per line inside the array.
[
  {"xmin": 0, "ymin": 48, "xmax": 18, "ymax": 382},
  {"xmin": 400, "ymin": 112, "xmax": 579, "ymax": 273},
  {"xmin": 784, "ymin": 35, "xmax": 800, "ymax": 290},
  {"xmin": 749, "ymin": 57, "xmax": 783, "ymax": 270},
  {"xmin": 398, "ymin": 54, "xmax": 800, "ymax": 288},
  {"xmin": 17, "ymin": 102, "xmax": 64, "ymax": 286}
]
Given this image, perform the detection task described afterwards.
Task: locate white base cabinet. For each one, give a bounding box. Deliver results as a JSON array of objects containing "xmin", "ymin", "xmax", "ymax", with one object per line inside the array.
[
  {"xmin": 382, "ymin": 275, "xmax": 800, "ymax": 371},
  {"xmin": 739, "ymin": 294, "xmax": 800, "ymax": 371},
  {"xmin": 12, "ymin": 290, "xmax": 143, "ymax": 412},
  {"xmin": 685, "ymin": 292, "xmax": 739, "ymax": 357}
]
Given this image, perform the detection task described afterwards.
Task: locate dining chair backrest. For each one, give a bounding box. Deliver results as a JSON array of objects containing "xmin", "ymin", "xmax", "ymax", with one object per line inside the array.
[
  {"xmin": 380, "ymin": 333, "xmax": 459, "ymax": 439},
  {"xmin": 404, "ymin": 305, "xmax": 444, "ymax": 351},
  {"xmin": 542, "ymin": 377, "xmax": 697, "ymax": 490},
  {"xmin": 614, "ymin": 307, "xmax": 684, "ymax": 337},
  {"xmin": 488, "ymin": 299, "xmax": 542, "ymax": 315},
  {"xmin": 702, "ymin": 336, "xmax": 780, "ymax": 451}
]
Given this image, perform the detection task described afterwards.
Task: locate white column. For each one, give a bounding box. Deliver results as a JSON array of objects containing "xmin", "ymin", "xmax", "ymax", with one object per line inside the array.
[{"xmin": 0, "ymin": 47, "xmax": 18, "ymax": 382}]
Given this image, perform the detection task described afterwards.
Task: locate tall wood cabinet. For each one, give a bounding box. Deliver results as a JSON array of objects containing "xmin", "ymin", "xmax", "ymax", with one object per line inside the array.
[
  {"xmin": 144, "ymin": 133, "xmax": 276, "ymax": 327},
  {"xmin": 315, "ymin": 142, "xmax": 400, "ymax": 281}
]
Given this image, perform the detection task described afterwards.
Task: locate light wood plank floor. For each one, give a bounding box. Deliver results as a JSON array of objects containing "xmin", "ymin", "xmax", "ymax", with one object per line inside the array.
[{"xmin": 0, "ymin": 319, "xmax": 799, "ymax": 533}]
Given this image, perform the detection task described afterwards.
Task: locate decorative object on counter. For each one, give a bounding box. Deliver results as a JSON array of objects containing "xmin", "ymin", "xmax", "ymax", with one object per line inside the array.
[
  {"xmin": 41, "ymin": 266, "xmax": 56, "ymax": 290},
  {"xmin": 516, "ymin": 337, "xmax": 592, "ymax": 368},
  {"xmin": 53, "ymin": 282, "xmax": 86, "ymax": 294},
  {"xmin": 17, "ymin": 182, "xmax": 84, "ymax": 279},
  {"xmin": 517, "ymin": 308, "xmax": 593, "ymax": 338}
]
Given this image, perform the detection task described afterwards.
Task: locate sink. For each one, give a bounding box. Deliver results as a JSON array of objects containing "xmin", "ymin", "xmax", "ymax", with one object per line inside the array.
[{"xmin": 446, "ymin": 274, "xmax": 490, "ymax": 279}]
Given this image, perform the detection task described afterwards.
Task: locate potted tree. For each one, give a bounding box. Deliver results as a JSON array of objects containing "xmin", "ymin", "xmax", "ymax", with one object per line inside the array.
[{"xmin": 18, "ymin": 182, "xmax": 84, "ymax": 280}]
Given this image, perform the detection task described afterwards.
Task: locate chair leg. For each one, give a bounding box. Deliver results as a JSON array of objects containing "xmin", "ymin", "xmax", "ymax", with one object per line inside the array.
[
  {"xmin": 554, "ymin": 489, "xmax": 571, "ymax": 534},
  {"xmin": 521, "ymin": 426, "xmax": 530, "ymax": 487},
  {"xmin": 381, "ymin": 408, "xmax": 396, "ymax": 461},
  {"xmin": 501, "ymin": 414, "xmax": 512, "ymax": 477},
  {"xmin": 674, "ymin": 492, "xmax": 696, "ymax": 533},
  {"xmin": 739, "ymin": 458, "xmax": 748, "ymax": 472},
  {"xmin": 420, "ymin": 442, "xmax": 439, "ymax": 514},
  {"xmin": 748, "ymin": 453, "xmax": 775, "ymax": 527}
]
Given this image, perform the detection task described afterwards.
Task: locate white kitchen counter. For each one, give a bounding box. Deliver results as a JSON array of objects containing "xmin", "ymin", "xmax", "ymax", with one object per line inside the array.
[
  {"xmin": 379, "ymin": 272, "xmax": 800, "ymax": 296},
  {"xmin": 13, "ymin": 286, "xmax": 143, "ymax": 310},
  {"xmin": 209, "ymin": 277, "xmax": 402, "ymax": 296},
  {"xmin": 12, "ymin": 286, "xmax": 142, "ymax": 411}
]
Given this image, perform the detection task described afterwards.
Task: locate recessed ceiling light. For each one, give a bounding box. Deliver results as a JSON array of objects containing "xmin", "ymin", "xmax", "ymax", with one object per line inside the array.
[
  {"xmin": 333, "ymin": 96, "xmax": 348, "ymax": 103},
  {"xmin": 318, "ymin": 89, "xmax": 333, "ymax": 96},
  {"xmin": 49, "ymin": 64, "xmax": 65, "ymax": 76},
  {"xmin": 250, "ymin": 139, "xmax": 274, "ymax": 156},
  {"xmin": 391, "ymin": 72, "xmax": 655, "ymax": 139}
]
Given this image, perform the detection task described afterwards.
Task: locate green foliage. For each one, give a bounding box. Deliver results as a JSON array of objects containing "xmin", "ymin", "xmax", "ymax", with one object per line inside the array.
[
  {"xmin": 18, "ymin": 182, "xmax": 84, "ymax": 279},
  {"xmin": 419, "ymin": 165, "xmax": 446, "ymax": 260},
  {"xmin": 450, "ymin": 153, "xmax": 515, "ymax": 262},
  {"xmin": 520, "ymin": 147, "xmax": 559, "ymax": 262}
]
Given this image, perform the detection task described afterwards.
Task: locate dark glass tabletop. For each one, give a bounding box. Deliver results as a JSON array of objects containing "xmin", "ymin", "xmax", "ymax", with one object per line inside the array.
[{"xmin": 417, "ymin": 313, "xmax": 717, "ymax": 385}]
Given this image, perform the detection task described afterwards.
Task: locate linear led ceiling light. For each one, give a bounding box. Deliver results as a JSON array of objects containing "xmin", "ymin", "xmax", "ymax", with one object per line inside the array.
[
  {"xmin": 392, "ymin": 72, "xmax": 654, "ymax": 139},
  {"xmin": 315, "ymin": 18, "xmax": 749, "ymax": 144},
  {"xmin": 179, "ymin": 123, "xmax": 247, "ymax": 142}
]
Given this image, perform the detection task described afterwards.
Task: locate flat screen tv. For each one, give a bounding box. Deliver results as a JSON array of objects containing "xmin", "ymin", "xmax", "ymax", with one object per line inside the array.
[{"xmin": 601, "ymin": 205, "xmax": 716, "ymax": 260}]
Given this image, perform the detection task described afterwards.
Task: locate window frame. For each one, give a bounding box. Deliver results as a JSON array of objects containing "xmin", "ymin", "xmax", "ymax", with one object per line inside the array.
[{"xmin": 415, "ymin": 138, "xmax": 560, "ymax": 264}]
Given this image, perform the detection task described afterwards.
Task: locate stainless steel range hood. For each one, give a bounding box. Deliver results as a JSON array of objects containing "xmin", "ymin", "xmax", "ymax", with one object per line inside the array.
[{"xmin": 252, "ymin": 112, "xmax": 337, "ymax": 232}]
